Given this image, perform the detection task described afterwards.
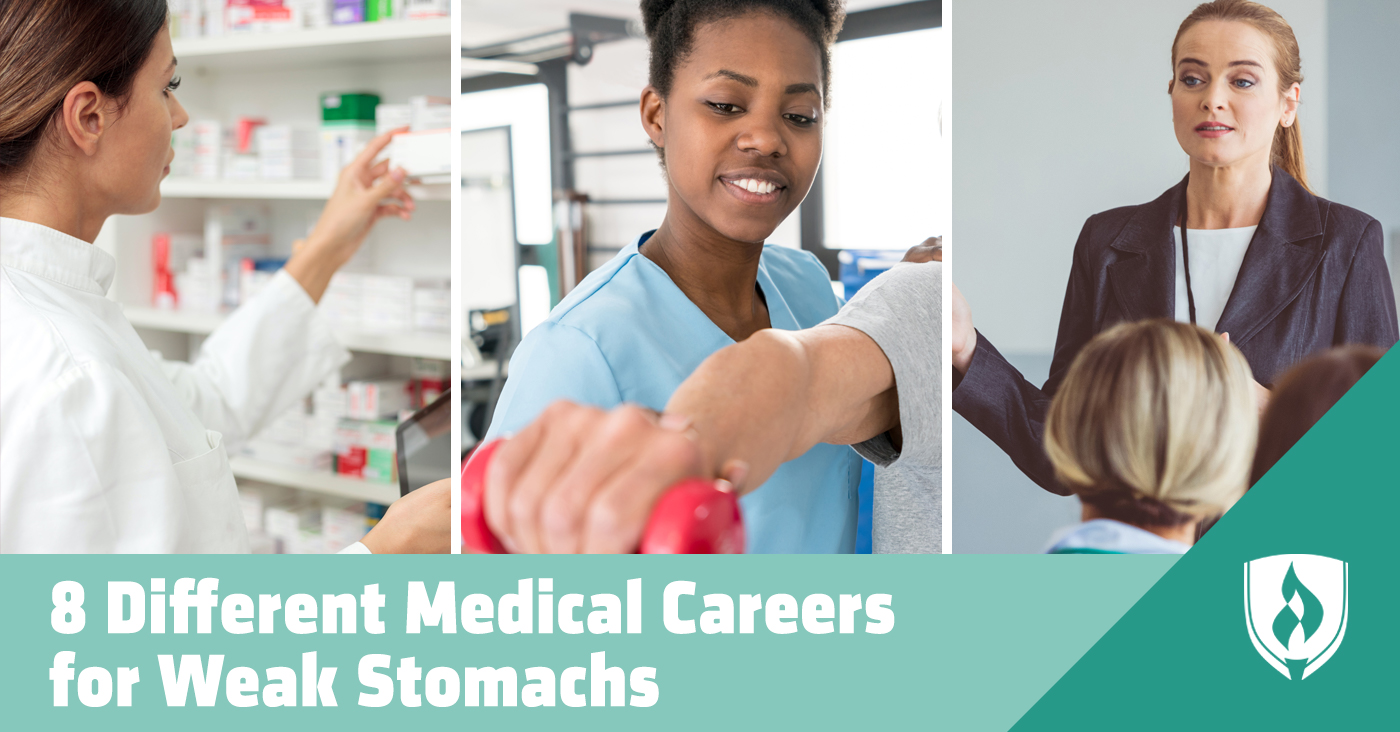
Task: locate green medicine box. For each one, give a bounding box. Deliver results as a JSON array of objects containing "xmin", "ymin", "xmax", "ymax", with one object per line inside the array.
[
  {"xmin": 366, "ymin": 0, "xmax": 393, "ymax": 21},
  {"xmin": 362, "ymin": 420, "xmax": 398, "ymax": 484},
  {"xmin": 363, "ymin": 446, "xmax": 396, "ymax": 484},
  {"xmin": 320, "ymin": 92, "xmax": 381, "ymax": 122}
]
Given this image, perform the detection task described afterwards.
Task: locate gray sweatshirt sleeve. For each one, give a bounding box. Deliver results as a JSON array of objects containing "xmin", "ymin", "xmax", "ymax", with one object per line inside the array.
[{"xmin": 822, "ymin": 261, "xmax": 942, "ymax": 553}]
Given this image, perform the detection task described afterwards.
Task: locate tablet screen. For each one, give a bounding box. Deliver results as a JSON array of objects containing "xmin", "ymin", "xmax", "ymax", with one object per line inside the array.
[{"xmin": 396, "ymin": 389, "xmax": 453, "ymax": 496}]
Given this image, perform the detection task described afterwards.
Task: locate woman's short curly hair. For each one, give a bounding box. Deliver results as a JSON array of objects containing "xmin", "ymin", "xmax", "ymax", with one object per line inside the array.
[{"xmin": 640, "ymin": 0, "xmax": 845, "ymax": 109}]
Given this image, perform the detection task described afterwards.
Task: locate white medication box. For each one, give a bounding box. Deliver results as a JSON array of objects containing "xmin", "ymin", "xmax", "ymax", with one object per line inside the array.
[
  {"xmin": 347, "ymin": 378, "xmax": 412, "ymax": 421},
  {"xmin": 389, "ymin": 129, "xmax": 450, "ymax": 182}
]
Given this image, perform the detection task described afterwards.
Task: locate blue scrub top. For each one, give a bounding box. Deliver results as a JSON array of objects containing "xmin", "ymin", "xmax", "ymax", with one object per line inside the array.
[{"xmin": 484, "ymin": 231, "xmax": 860, "ymax": 553}]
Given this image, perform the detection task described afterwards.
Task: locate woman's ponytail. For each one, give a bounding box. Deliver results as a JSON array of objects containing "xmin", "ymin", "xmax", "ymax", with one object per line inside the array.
[{"xmin": 1273, "ymin": 120, "xmax": 1308, "ymax": 192}]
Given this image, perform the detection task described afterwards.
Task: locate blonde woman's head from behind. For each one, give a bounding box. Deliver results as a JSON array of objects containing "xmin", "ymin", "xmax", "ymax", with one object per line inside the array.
[{"xmin": 1045, "ymin": 320, "xmax": 1257, "ymax": 525}]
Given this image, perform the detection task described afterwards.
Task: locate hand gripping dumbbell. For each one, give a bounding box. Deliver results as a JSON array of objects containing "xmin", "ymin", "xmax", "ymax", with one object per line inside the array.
[{"xmin": 460, "ymin": 439, "xmax": 745, "ymax": 554}]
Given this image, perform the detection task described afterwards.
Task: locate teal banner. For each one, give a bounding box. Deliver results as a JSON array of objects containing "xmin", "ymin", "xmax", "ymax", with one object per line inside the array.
[
  {"xmin": 9, "ymin": 345, "xmax": 1394, "ymax": 732},
  {"xmin": 0, "ymin": 555, "xmax": 1171, "ymax": 730},
  {"xmin": 14, "ymin": 355, "xmax": 1392, "ymax": 729}
]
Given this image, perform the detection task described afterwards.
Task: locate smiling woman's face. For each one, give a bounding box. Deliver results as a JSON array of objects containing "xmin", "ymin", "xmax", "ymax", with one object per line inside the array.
[
  {"xmin": 93, "ymin": 26, "xmax": 189, "ymax": 214},
  {"xmin": 646, "ymin": 11, "xmax": 824, "ymax": 244},
  {"xmin": 1170, "ymin": 20, "xmax": 1298, "ymax": 172}
]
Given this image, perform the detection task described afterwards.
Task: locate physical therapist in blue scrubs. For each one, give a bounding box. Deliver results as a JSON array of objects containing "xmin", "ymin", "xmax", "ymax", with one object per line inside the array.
[{"xmin": 481, "ymin": 0, "xmax": 858, "ymax": 554}]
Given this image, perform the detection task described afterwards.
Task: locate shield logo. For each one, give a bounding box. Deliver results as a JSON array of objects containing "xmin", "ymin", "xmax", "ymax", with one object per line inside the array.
[{"xmin": 1243, "ymin": 554, "xmax": 1348, "ymax": 680}]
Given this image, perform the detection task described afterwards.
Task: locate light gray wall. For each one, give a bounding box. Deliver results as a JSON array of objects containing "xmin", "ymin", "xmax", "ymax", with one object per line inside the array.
[
  {"xmin": 953, "ymin": 0, "xmax": 1328, "ymax": 353},
  {"xmin": 1327, "ymin": 0, "xmax": 1400, "ymax": 304},
  {"xmin": 953, "ymin": 354, "xmax": 1081, "ymax": 554},
  {"xmin": 951, "ymin": 0, "xmax": 1330, "ymax": 552}
]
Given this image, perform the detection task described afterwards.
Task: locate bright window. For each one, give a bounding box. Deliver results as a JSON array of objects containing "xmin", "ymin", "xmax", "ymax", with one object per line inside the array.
[
  {"xmin": 823, "ymin": 27, "xmax": 949, "ymax": 251},
  {"xmin": 459, "ymin": 84, "xmax": 554, "ymax": 245}
]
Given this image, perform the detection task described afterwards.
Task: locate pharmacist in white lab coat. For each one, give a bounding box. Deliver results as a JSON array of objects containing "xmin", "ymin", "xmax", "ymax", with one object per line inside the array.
[{"xmin": 0, "ymin": 2, "xmax": 447, "ymax": 553}]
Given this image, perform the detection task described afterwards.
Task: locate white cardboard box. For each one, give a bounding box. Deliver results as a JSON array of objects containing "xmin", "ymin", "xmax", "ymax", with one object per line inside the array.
[{"xmin": 389, "ymin": 130, "xmax": 450, "ymax": 181}]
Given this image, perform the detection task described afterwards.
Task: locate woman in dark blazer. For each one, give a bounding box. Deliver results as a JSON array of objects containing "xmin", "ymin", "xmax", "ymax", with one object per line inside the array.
[{"xmin": 951, "ymin": 0, "xmax": 1398, "ymax": 496}]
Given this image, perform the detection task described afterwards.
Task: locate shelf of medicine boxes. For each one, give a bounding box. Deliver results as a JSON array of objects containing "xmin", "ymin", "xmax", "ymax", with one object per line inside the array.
[
  {"xmin": 461, "ymin": 359, "xmax": 508, "ymax": 381},
  {"xmin": 123, "ymin": 306, "xmax": 452, "ymax": 360},
  {"xmin": 229, "ymin": 456, "xmax": 400, "ymax": 505},
  {"xmin": 171, "ymin": 18, "xmax": 453, "ymax": 74},
  {"xmin": 160, "ymin": 178, "xmax": 449, "ymax": 201}
]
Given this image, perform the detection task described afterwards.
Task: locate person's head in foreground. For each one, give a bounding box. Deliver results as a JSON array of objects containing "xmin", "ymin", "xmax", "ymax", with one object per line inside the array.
[
  {"xmin": 1251, "ymin": 345, "xmax": 1385, "ymax": 485},
  {"xmin": 1044, "ymin": 320, "xmax": 1258, "ymax": 554}
]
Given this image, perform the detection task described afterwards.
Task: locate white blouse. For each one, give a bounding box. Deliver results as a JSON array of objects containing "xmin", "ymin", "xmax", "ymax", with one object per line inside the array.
[
  {"xmin": 1, "ymin": 217, "xmax": 351, "ymax": 552},
  {"xmin": 1173, "ymin": 225, "xmax": 1256, "ymax": 332}
]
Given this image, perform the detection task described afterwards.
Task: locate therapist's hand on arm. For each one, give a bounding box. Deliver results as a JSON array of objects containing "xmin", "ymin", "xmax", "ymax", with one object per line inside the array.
[
  {"xmin": 360, "ymin": 478, "xmax": 451, "ymax": 553},
  {"xmin": 482, "ymin": 326, "xmax": 900, "ymax": 554},
  {"xmin": 284, "ymin": 127, "xmax": 415, "ymax": 303},
  {"xmin": 926, "ymin": 239, "xmax": 972, "ymax": 376},
  {"xmin": 903, "ymin": 236, "xmax": 942, "ymax": 264}
]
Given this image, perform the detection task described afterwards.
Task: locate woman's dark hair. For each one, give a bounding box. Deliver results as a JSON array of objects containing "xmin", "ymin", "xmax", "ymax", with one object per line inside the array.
[
  {"xmin": 640, "ymin": 0, "xmax": 845, "ymax": 109},
  {"xmin": 0, "ymin": 0, "xmax": 168, "ymax": 180},
  {"xmin": 1250, "ymin": 345, "xmax": 1385, "ymax": 485}
]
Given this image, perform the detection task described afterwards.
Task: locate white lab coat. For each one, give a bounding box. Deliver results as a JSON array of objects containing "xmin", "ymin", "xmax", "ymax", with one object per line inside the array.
[{"xmin": 0, "ymin": 217, "xmax": 351, "ymax": 553}]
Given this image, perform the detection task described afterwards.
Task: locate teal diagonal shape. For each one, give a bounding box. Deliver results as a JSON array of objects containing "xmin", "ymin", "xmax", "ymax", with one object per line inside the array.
[{"xmin": 1011, "ymin": 347, "xmax": 1398, "ymax": 730}]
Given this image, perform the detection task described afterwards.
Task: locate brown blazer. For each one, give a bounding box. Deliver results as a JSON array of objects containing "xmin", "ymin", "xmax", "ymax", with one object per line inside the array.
[{"xmin": 953, "ymin": 167, "xmax": 1399, "ymax": 495}]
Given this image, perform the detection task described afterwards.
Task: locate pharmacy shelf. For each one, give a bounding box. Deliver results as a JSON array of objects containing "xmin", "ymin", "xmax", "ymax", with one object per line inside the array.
[
  {"xmin": 230, "ymin": 457, "xmax": 399, "ymax": 504},
  {"xmin": 462, "ymin": 360, "xmax": 507, "ymax": 381},
  {"xmin": 172, "ymin": 19, "xmax": 453, "ymax": 74},
  {"xmin": 124, "ymin": 306, "xmax": 451, "ymax": 360},
  {"xmin": 162, "ymin": 178, "xmax": 333, "ymax": 200},
  {"xmin": 337, "ymin": 330, "xmax": 452, "ymax": 360},
  {"xmin": 161, "ymin": 178, "xmax": 450, "ymax": 201}
]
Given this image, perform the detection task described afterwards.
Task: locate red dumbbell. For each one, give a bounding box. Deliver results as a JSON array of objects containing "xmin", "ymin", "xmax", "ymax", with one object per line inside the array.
[{"xmin": 460, "ymin": 439, "xmax": 744, "ymax": 554}]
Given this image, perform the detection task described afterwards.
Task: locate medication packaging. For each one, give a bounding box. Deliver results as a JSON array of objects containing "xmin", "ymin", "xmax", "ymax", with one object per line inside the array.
[
  {"xmin": 242, "ymin": 402, "xmax": 333, "ymax": 472},
  {"xmin": 409, "ymin": 95, "xmax": 451, "ymax": 131},
  {"xmin": 405, "ymin": 0, "xmax": 449, "ymax": 19},
  {"xmin": 256, "ymin": 125, "xmax": 321, "ymax": 180},
  {"xmin": 365, "ymin": 0, "xmax": 395, "ymax": 21},
  {"xmin": 204, "ymin": 204, "xmax": 271, "ymax": 307},
  {"xmin": 222, "ymin": 117, "xmax": 267, "ymax": 181},
  {"xmin": 334, "ymin": 419, "xmax": 398, "ymax": 484},
  {"xmin": 151, "ymin": 233, "xmax": 203, "ymax": 309},
  {"xmin": 412, "ymin": 281, "xmax": 450, "ymax": 332},
  {"xmin": 175, "ymin": 257, "xmax": 223, "ymax": 313},
  {"xmin": 240, "ymin": 484, "xmax": 375, "ymax": 559},
  {"xmin": 389, "ymin": 129, "xmax": 449, "ymax": 182},
  {"xmin": 376, "ymin": 104, "xmax": 414, "ymax": 135},
  {"xmin": 360, "ymin": 273, "xmax": 414, "ymax": 333},
  {"xmin": 168, "ymin": 0, "xmax": 203, "ymax": 38},
  {"xmin": 380, "ymin": 97, "xmax": 449, "ymax": 181},
  {"xmin": 319, "ymin": 273, "xmax": 451, "ymax": 335},
  {"xmin": 226, "ymin": 1, "xmax": 300, "ymax": 33},
  {"xmin": 347, "ymin": 378, "xmax": 412, "ymax": 420},
  {"xmin": 240, "ymin": 482, "xmax": 378, "ymax": 554},
  {"xmin": 321, "ymin": 92, "xmax": 380, "ymax": 181},
  {"xmin": 409, "ymin": 357, "xmax": 449, "ymax": 406},
  {"xmin": 191, "ymin": 120, "xmax": 222, "ymax": 179},
  {"xmin": 202, "ymin": 0, "xmax": 226, "ymax": 37},
  {"xmin": 332, "ymin": 0, "xmax": 365, "ymax": 24}
]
